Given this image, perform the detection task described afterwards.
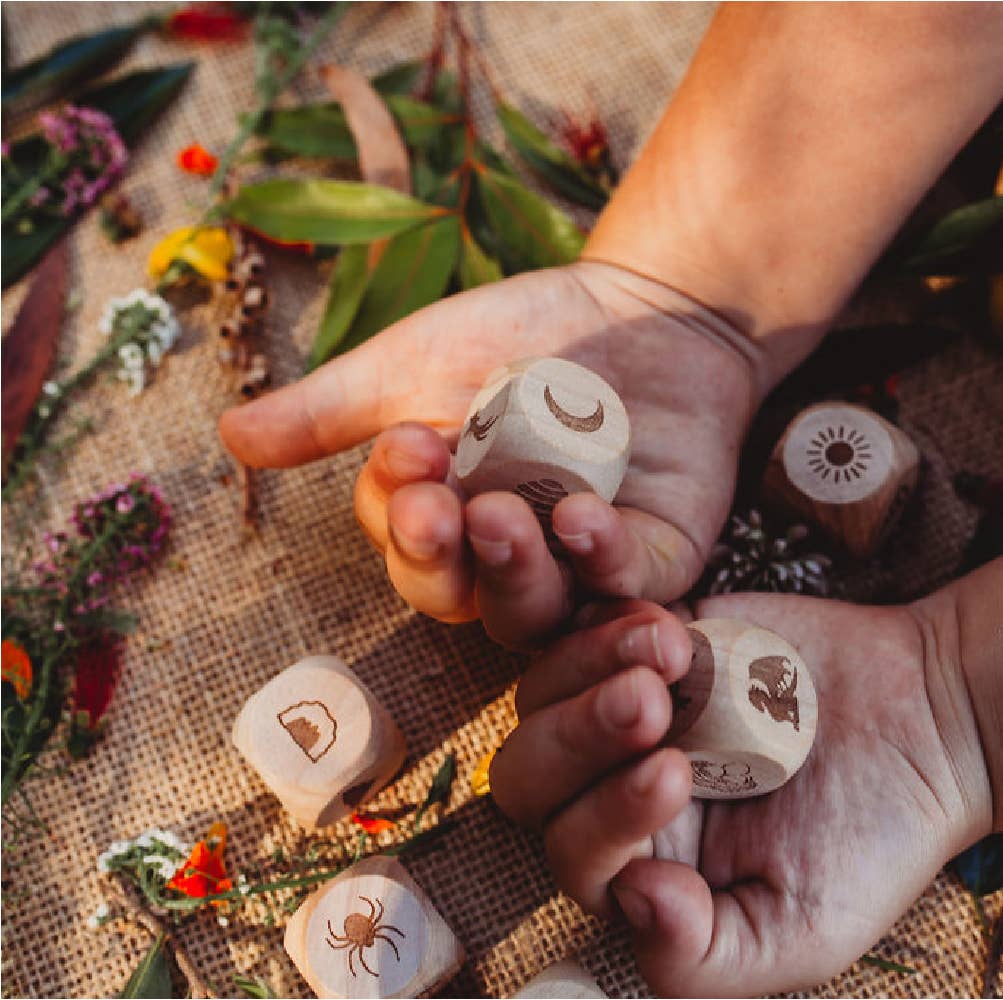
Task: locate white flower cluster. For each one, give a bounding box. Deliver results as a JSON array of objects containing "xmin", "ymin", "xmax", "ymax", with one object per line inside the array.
[
  {"xmin": 37, "ymin": 380, "xmax": 62, "ymax": 419},
  {"xmin": 97, "ymin": 827, "xmax": 188, "ymax": 878},
  {"xmin": 86, "ymin": 902, "xmax": 111, "ymax": 930},
  {"xmin": 99, "ymin": 289, "xmax": 180, "ymax": 397}
]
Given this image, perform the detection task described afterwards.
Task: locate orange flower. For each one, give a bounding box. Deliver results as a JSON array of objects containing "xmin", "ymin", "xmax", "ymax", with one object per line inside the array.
[
  {"xmin": 351, "ymin": 812, "xmax": 396, "ymax": 835},
  {"xmin": 470, "ymin": 749, "xmax": 497, "ymax": 797},
  {"xmin": 1, "ymin": 639, "xmax": 32, "ymax": 700},
  {"xmin": 177, "ymin": 143, "xmax": 219, "ymax": 176},
  {"xmin": 166, "ymin": 821, "xmax": 232, "ymax": 904}
]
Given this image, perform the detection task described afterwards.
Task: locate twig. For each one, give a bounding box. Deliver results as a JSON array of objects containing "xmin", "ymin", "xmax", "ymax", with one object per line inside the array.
[{"xmin": 112, "ymin": 877, "xmax": 216, "ymax": 999}]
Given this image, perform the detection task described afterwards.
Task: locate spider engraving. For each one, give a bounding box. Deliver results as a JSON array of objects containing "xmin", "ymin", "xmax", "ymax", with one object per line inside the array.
[{"xmin": 326, "ymin": 895, "xmax": 406, "ymax": 978}]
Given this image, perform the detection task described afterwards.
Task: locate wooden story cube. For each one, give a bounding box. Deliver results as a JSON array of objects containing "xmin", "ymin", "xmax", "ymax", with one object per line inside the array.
[
  {"xmin": 284, "ymin": 855, "xmax": 464, "ymax": 999},
  {"xmin": 762, "ymin": 402, "xmax": 920, "ymax": 559},
  {"xmin": 232, "ymin": 656, "xmax": 406, "ymax": 829},
  {"xmin": 513, "ymin": 958, "xmax": 608, "ymax": 998},
  {"xmin": 455, "ymin": 358, "xmax": 631, "ymax": 522},
  {"xmin": 668, "ymin": 619, "xmax": 818, "ymax": 799}
]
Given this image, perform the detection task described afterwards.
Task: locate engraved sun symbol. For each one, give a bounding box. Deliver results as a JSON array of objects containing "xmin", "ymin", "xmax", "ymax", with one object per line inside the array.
[{"xmin": 805, "ymin": 424, "xmax": 872, "ymax": 483}]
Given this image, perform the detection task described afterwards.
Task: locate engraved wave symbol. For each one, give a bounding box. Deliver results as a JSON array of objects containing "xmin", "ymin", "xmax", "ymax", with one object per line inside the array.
[
  {"xmin": 465, "ymin": 410, "xmax": 499, "ymax": 441},
  {"xmin": 515, "ymin": 479, "xmax": 568, "ymax": 520},
  {"xmin": 544, "ymin": 385, "xmax": 604, "ymax": 432}
]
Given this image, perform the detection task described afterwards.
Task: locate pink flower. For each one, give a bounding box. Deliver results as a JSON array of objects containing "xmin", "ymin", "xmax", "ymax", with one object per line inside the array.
[{"xmin": 115, "ymin": 493, "xmax": 135, "ymax": 514}]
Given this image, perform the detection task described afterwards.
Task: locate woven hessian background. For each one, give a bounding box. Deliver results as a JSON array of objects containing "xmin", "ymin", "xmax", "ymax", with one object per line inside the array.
[{"xmin": 2, "ymin": 3, "xmax": 1001, "ymax": 998}]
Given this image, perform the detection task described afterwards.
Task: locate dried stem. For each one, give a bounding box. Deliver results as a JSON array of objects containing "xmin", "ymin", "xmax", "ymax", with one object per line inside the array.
[{"xmin": 112, "ymin": 877, "xmax": 216, "ymax": 999}]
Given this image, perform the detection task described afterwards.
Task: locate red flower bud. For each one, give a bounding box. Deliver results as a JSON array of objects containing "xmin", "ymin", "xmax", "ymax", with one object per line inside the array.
[
  {"xmin": 177, "ymin": 144, "xmax": 219, "ymax": 177},
  {"xmin": 168, "ymin": 6, "xmax": 248, "ymax": 41}
]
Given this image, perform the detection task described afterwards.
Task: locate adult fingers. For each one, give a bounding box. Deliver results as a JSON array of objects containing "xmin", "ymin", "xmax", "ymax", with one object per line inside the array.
[
  {"xmin": 552, "ymin": 494, "xmax": 706, "ymax": 604},
  {"xmin": 543, "ymin": 747, "xmax": 692, "ymax": 918},
  {"xmin": 489, "ymin": 666, "xmax": 673, "ymax": 829},
  {"xmin": 515, "ymin": 601, "xmax": 692, "ymax": 718}
]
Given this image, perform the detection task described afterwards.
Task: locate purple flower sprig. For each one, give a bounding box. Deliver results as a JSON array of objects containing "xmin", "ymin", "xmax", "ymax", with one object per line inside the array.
[{"xmin": 2, "ymin": 105, "xmax": 128, "ymax": 227}]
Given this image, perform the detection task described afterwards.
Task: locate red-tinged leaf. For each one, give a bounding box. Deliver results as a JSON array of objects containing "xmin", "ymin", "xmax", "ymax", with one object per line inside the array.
[
  {"xmin": 320, "ymin": 64, "xmax": 410, "ymax": 194},
  {"xmin": 1, "ymin": 240, "xmax": 68, "ymax": 456},
  {"xmin": 67, "ymin": 633, "xmax": 123, "ymax": 758}
]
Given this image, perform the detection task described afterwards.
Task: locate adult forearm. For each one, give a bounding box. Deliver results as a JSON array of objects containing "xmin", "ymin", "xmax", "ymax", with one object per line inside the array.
[{"xmin": 584, "ymin": 2, "xmax": 1003, "ymax": 390}]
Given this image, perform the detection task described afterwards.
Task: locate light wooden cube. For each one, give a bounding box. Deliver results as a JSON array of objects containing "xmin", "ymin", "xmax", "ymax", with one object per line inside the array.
[
  {"xmin": 762, "ymin": 402, "xmax": 919, "ymax": 559},
  {"xmin": 456, "ymin": 358, "xmax": 631, "ymax": 521},
  {"xmin": 668, "ymin": 619, "xmax": 817, "ymax": 799},
  {"xmin": 232, "ymin": 656, "xmax": 406, "ymax": 829},
  {"xmin": 284, "ymin": 855, "xmax": 464, "ymax": 999},
  {"xmin": 513, "ymin": 958, "xmax": 607, "ymax": 998}
]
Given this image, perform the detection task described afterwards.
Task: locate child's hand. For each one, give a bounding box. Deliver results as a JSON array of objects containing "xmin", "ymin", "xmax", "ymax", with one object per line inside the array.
[
  {"xmin": 489, "ymin": 590, "xmax": 994, "ymax": 996},
  {"xmin": 220, "ymin": 261, "xmax": 765, "ymax": 646}
]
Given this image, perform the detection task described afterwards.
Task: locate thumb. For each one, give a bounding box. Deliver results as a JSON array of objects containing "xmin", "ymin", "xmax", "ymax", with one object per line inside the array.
[{"xmin": 218, "ymin": 334, "xmax": 391, "ymax": 469}]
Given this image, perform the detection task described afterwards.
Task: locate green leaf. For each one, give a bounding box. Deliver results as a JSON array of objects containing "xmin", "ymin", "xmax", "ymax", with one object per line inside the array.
[
  {"xmin": 898, "ymin": 196, "xmax": 1003, "ymax": 276},
  {"xmin": 307, "ymin": 245, "xmax": 372, "ymax": 372},
  {"xmin": 234, "ymin": 975, "xmax": 278, "ymax": 999},
  {"xmin": 338, "ymin": 215, "xmax": 460, "ymax": 355},
  {"xmin": 860, "ymin": 955, "xmax": 918, "ymax": 976},
  {"xmin": 120, "ymin": 933, "xmax": 177, "ymax": 998},
  {"xmin": 459, "ymin": 227, "xmax": 503, "ymax": 289},
  {"xmin": 475, "ymin": 167, "xmax": 586, "ymax": 271},
  {"xmin": 413, "ymin": 752, "xmax": 457, "ymax": 828},
  {"xmin": 2, "ymin": 64, "xmax": 194, "ymax": 290},
  {"xmin": 2, "ymin": 22, "xmax": 147, "ymax": 106},
  {"xmin": 950, "ymin": 834, "xmax": 1003, "ymax": 897},
  {"xmin": 224, "ymin": 179, "xmax": 444, "ymax": 245},
  {"xmin": 372, "ymin": 60, "xmax": 423, "ymax": 97},
  {"xmin": 496, "ymin": 102, "xmax": 609, "ymax": 210},
  {"xmin": 257, "ymin": 95, "xmax": 459, "ymax": 159}
]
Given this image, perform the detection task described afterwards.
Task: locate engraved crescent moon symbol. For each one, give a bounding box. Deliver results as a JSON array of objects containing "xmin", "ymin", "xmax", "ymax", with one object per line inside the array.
[
  {"xmin": 465, "ymin": 410, "xmax": 499, "ymax": 441},
  {"xmin": 544, "ymin": 385, "xmax": 604, "ymax": 432}
]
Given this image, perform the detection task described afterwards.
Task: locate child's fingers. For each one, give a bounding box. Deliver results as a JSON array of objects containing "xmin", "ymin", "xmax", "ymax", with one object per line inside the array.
[
  {"xmin": 466, "ymin": 492, "xmax": 575, "ymax": 649},
  {"xmin": 542, "ymin": 748, "xmax": 692, "ymax": 918},
  {"xmin": 614, "ymin": 858, "xmax": 805, "ymax": 997},
  {"xmin": 552, "ymin": 493, "xmax": 704, "ymax": 603},
  {"xmin": 489, "ymin": 666, "xmax": 672, "ymax": 829},
  {"xmin": 515, "ymin": 603, "xmax": 692, "ymax": 718},
  {"xmin": 354, "ymin": 423, "xmax": 453, "ymax": 551},
  {"xmin": 384, "ymin": 482, "xmax": 478, "ymax": 623}
]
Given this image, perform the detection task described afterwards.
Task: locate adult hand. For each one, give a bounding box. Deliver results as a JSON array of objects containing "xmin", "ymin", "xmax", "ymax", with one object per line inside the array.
[
  {"xmin": 490, "ymin": 588, "xmax": 993, "ymax": 995},
  {"xmin": 220, "ymin": 260, "xmax": 766, "ymax": 646}
]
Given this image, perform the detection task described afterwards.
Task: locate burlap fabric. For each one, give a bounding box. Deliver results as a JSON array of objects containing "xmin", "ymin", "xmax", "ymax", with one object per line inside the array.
[{"xmin": 2, "ymin": 3, "xmax": 1001, "ymax": 998}]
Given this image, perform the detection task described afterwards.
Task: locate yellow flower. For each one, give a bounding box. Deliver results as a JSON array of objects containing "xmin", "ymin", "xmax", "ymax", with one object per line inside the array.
[
  {"xmin": 470, "ymin": 749, "xmax": 497, "ymax": 797},
  {"xmin": 148, "ymin": 226, "xmax": 234, "ymax": 282}
]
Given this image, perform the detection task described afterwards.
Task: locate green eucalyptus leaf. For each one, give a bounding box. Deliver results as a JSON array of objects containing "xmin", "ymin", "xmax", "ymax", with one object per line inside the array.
[
  {"xmin": 898, "ymin": 196, "xmax": 1003, "ymax": 276},
  {"xmin": 372, "ymin": 60, "xmax": 423, "ymax": 97},
  {"xmin": 234, "ymin": 975, "xmax": 278, "ymax": 999},
  {"xmin": 225, "ymin": 179, "xmax": 444, "ymax": 245},
  {"xmin": 257, "ymin": 96, "xmax": 460, "ymax": 159},
  {"xmin": 2, "ymin": 63, "xmax": 195, "ymax": 290},
  {"xmin": 459, "ymin": 227, "xmax": 503, "ymax": 289},
  {"xmin": 496, "ymin": 102, "xmax": 608, "ymax": 210},
  {"xmin": 418, "ymin": 752, "xmax": 457, "ymax": 817},
  {"xmin": 338, "ymin": 215, "xmax": 460, "ymax": 355},
  {"xmin": 2, "ymin": 22, "xmax": 148, "ymax": 106},
  {"xmin": 475, "ymin": 167, "xmax": 586, "ymax": 270},
  {"xmin": 119, "ymin": 933, "xmax": 177, "ymax": 999},
  {"xmin": 307, "ymin": 245, "xmax": 372, "ymax": 371}
]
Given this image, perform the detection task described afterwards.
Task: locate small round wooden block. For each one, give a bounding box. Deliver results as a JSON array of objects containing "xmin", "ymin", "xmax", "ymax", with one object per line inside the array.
[
  {"xmin": 456, "ymin": 357, "xmax": 631, "ymax": 519},
  {"xmin": 513, "ymin": 958, "xmax": 608, "ymax": 999},
  {"xmin": 762, "ymin": 402, "xmax": 919, "ymax": 559},
  {"xmin": 668, "ymin": 619, "xmax": 818, "ymax": 799},
  {"xmin": 284, "ymin": 855, "xmax": 465, "ymax": 999},
  {"xmin": 232, "ymin": 656, "xmax": 406, "ymax": 829}
]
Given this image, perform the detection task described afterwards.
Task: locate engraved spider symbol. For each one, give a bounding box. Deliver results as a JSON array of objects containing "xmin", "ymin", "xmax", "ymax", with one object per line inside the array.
[
  {"xmin": 326, "ymin": 895, "xmax": 406, "ymax": 978},
  {"xmin": 805, "ymin": 424, "xmax": 872, "ymax": 483}
]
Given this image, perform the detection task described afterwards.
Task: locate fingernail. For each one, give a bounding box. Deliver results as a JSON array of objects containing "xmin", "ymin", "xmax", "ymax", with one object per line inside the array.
[
  {"xmin": 613, "ymin": 884, "xmax": 653, "ymax": 931},
  {"xmin": 388, "ymin": 522, "xmax": 442, "ymax": 562},
  {"xmin": 469, "ymin": 533, "xmax": 512, "ymax": 567},
  {"xmin": 616, "ymin": 623, "xmax": 666, "ymax": 673},
  {"xmin": 597, "ymin": 675, "xmax": 641, "ymax": 731},
  {"xmin": 385, "ymin": 448, "xmax": 432, "ymax": 481},
  {"xmin": 628, "ymin": 753, "xmax": 662, "ymax": 796},
  {"xmin": 555, "ymin": 529, "xmax": 593, "ymax": 556}
]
